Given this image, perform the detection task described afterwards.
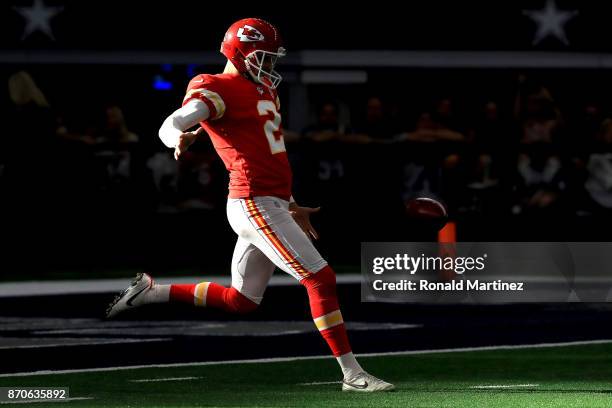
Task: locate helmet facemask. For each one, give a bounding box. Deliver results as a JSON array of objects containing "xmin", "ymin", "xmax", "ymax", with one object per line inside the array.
[{"xmin": 244, "ymin": 47, "xmax": 286, "ymax": 89}]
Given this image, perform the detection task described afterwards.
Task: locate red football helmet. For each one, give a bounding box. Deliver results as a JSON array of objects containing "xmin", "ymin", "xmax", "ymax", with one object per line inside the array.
[{"xmin": 221, "ymin": 18, "xmax": 286, "ymax": 89}]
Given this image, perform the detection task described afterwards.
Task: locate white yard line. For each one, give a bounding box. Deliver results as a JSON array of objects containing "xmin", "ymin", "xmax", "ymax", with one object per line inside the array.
[
  {"xmin": 129, "ymin": 376, "xmax": 201, "ymax": 383},
  {"xmin": 0, "ymin": 339, "xmax": 610, "ymax": 378},
  {"xmin": 470, "ymin": 384, "xmax": 539, "ymax": 389},
  {"xmin": 0, "ymin": 338, "xmax": 171, "ymax": 350},
  {"xmin": 355, "ymin": 339, "xmax": 612, "ymax": 357}
]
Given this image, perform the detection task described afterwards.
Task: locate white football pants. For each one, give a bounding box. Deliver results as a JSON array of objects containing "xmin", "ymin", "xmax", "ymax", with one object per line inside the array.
[{"xmin": 225, "ymin": 196, "xmax": 328, "ymax": 304}]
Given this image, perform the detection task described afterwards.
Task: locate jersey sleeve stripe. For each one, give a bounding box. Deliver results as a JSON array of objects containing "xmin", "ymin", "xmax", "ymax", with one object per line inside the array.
[{"xmin": 183, "ymin": 88, "xmax": 226, "ymax": 120}]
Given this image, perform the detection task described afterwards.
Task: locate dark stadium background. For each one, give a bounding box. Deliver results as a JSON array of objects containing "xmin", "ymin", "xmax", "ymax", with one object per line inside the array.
[{"xmin": 3, "ymin": 1, "xmax": 612, "ymax": 275}]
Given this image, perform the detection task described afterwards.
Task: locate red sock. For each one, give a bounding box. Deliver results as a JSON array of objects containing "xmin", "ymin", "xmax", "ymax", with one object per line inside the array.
[
  {"xmin": 168, "ymin": 284, "xmax": 197, "ymax": 304},
  {"xmin": 300, "ymin": 266, "xmax": 352, "ymax": 357},
  {"xmin": 169, "ymin": 282, "xmax": 257, "ymax": 314}
]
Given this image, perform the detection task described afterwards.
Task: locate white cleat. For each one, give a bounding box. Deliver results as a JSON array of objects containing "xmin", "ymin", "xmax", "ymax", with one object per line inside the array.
[
  {"xmin": 106, "ymin": 273, "xmax": 153, "ymax": 318},
  {"xmin": 342, "ymin": 372, "xmax": 395, "ymax": 392}
]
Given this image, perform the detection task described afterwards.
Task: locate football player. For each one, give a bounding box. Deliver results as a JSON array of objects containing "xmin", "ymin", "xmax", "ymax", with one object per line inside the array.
[{"xmin": 107, "ymin": 18, "xmax": 394, "ymax": 392}]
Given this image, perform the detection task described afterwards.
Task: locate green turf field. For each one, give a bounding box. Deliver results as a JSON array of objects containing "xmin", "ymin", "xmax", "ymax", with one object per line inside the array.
[{"xmin": 1, "ymin": 343, "xmax": 611, "ymax": 407}]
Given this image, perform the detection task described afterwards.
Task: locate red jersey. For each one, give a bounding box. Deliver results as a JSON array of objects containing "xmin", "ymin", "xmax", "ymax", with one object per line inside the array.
[{"xmin": 182, "ymin": 73, "xmax": 292, "ymax": 201}]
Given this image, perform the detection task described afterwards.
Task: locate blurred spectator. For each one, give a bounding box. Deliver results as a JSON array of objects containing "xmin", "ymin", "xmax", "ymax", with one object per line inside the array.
[
  {"xmin": 8, "ymin": 71, "xmax": 50, "ymax": 109},
  {"xmin": 398, "ymin": 99, "xmax": 465, "ymax": 143},
  {"xmin": 510, "ymin": 76, "xmax": 566, "ymax": 214},
  {"xmin": 99, "ymin": 105, "xmax": 139, "ymax": 145},
  {"xmin": 397, "ymin": 98, "xmax": 468, "ymax": 213},
  {"xmin": 5, "ymin": 71, "xmax": 57, "ymax": 210},
  {"xmin": 7, "ymin": 71, "xmax": 55, "ymax": 150},
  {"xmin": 462, "ymin": 101, "xmax": 515, "ymax": 214},
  {"xmin": 346, "ymin": 96, "xmax": 399, "ymax": 143},
  {"xmin": 432, "ymin": 98, "xmax": 462, "ymax": 133},
  {"xmin": 146, "ymin": 132, "xmax": 225, "ymax": 213},
  {"xmin": 563, "ymin": 102, "xmax": 604, "ymax": 213},
  {"xmin": 147, "ymin": 148, "xmax": 179, "ymax": 212},
  {"xmin": 472, "ymin": 101, "xmax": 509, "ymax": 153},
  {"xmin": 282, "ymin": 129, "xmax": 301, "ymax": 143},
  {"xmin": 514, "ymin": 75, "xmax": 563, "ymax": 144},
  {"xmin": 513, "ymin": 141, "xmax": 565, "ymax": 215},
  {"xmin": 575, "ymin": 102, "xmax": 602, "ymax": 149},
  {"xmin": 468, "ymin": 101, "xmax": 512, "ymax": 188},
  {"xmin": 302, "ymin": 101, "xmax": 344, "ymax": 142},
  {"xmin": 584, "ymin": 118, "xmax": 612, "ymax": 213},
  {"xmin": 176, "ymin": 148, "xmax": 220, "ymax": 211},
  {"xmin": 296, "ymin": 102, "xmax": 347, "ymax": 207},
  {"xmin": 93, "ymin": 105, "xmax": 140, "ymax": 193}
]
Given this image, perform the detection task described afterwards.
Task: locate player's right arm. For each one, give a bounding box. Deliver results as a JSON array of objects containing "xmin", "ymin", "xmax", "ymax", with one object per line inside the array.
[
  {"xmin": 158, "ymin": 74, "xmax": 227, "ymax": 160},
  {"xmin": 158, "ymin": 99, "xmax": 210, "ymax": 160}
]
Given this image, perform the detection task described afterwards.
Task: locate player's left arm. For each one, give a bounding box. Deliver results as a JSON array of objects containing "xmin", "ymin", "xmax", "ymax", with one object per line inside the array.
[{"xmin": 289, "ymin": 196, "xmax": 320, "ymax": 240}]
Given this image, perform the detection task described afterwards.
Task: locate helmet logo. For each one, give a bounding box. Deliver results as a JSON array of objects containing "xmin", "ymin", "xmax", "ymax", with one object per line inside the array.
[{"xmin": 237, "ymin": 25, "xmax": 265, "ymax": 42}]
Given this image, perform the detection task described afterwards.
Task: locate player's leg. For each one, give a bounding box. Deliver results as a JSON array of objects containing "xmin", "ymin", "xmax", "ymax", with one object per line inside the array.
[
  {"xmin": 106, "ymin": 237, "xmax": 274, "ymax": 317},
  {"xmin": 165, "ymin": 237, "xmax": 274, "ymax": 311},
  {"xmin": 228, "ymin": 237, "xmax": 276, "ymax": 305},
  {"xmin": 227, "ymin": 196, "xmax": 393, "ymax": 391},
  {"xmin": 227, "ymin": 197, "xmax": 355, "ymax": 371}
]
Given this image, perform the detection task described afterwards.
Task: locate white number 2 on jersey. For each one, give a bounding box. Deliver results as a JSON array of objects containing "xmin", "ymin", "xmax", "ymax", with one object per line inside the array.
[{"xmin": 257, "ymin": 100, "xmax": 286, "ymax": 155}]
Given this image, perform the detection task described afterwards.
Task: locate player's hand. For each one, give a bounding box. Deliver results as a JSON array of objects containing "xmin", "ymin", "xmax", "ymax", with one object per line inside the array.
[
  {"xmin": 174, "ymin": 127, "xmax": 205, "ymax": 160},
  {"xmin": 289, "ymin": 204, "xmax": 320, "ymax": 240}
]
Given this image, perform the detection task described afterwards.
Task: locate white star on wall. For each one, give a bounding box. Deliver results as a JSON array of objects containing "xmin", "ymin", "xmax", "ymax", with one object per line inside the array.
[
  {"xmin": 13, "ymin": 0, "xmax": 64, "ymax": 41},
  {"xmin": 523, "ymin": 0, "xmax": 578, "ymax": 45}
]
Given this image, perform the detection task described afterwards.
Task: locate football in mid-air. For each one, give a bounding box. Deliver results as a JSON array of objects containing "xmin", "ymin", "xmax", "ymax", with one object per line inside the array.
[{"xmin": 405, "ymin": 197, "xmax": 448, "ymax": 231}]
